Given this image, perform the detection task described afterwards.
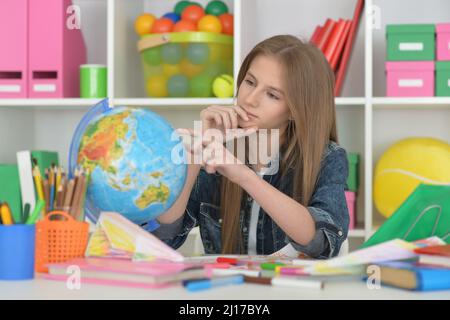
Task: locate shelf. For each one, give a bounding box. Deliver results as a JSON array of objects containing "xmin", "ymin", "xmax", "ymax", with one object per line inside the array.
[
  {"xmin": 0, "ymin": 98, "xmax": 103, "ymax": 110},
  {"xmin": 0, "ymin": 97, "xmax": 366, "ymax": 110},
  {"xmin": 348, "ymin": 229, "xmax": 366, "ymax": 238},
  {"xmin": 372, "ymin": 97, "xmax": 450, "ymax": 109},
  {"xmin": 113, "ymin": 98, "xmax": 234, "ymax": 109},
  {"xmin": 335, "ymin": 97, "xmax": 366, "ymax": 105}
]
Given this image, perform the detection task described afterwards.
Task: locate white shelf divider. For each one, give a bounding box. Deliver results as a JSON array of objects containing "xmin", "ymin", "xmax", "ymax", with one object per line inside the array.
[
  {"xmin": 365, "ymin": 0, "xmax": 374, "ymax": 241},
  {"xmin": 107, "ymin": 0, "xmax": 115, "ymax": 105}
]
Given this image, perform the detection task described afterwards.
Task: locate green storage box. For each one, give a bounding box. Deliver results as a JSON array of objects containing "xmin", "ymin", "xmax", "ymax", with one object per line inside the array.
[
  {"xmin": 347, "ymin": 153, "xmax": 360, "ymax": 192},
  {"xmin": 386, "ymin": 24, "xmax": 435, "ymax": 61},
  {"xmin": 0, "ymin": 164, "xmax": 22, "ymax": 224},
  {"xmin": 436, "ymin": 61, "xmax": 450, "ymax": 96}
]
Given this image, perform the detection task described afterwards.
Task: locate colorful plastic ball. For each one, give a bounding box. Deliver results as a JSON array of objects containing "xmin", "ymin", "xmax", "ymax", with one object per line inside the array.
[
  {"xmin": 189, "ymin": 2, "xmax": 203, "ymax": 9},
  {"xmin": 162, "ymin": 63, "xmax": 182, "ymax": 77},
  {"xmin": 207, "ymin": 43, "xmax": 222, "ymax": 62},
  {"xmin": 151, "ymin": 17, "xmax": 174, "ymax": 33},
  {"xmin": 187, "ymin": 43, "xmax": 210, "ymax": 65},
  {"xmin": 163, "ymin": 12, "xmax": 181, "ymax": 23},
  {"xmin": 180, "ymin": 58, "xmax": 204, "ymax": 77},
  {"xmin": 174, "ymin": 1, "xmax": 192, "ymax": 15},
  {"xmin": 205, "ymin": 1, "xmax": 229, "ymax": 16},
  {"xmin": 198, "ymin": 15, "xmax": 222, "ymax": 33},
  {"xmin": 168, "ymin": 74, "xmax": 189, "ymax": 97},
  {"xmin": 161, "ymin": 43, "xmax": 183, "ymax": 64},
  {"xmin": 219, "ymin": 13, "xmax": 233, "ymax": 35},
  {"xmin": 204, "ymin": 63, "xmax": 225, "ymax": 78},
  {"xmin": 212, "ymin": 74, "xmax": 234, "ymax": 98},
  {"xmin": 181, "ymin": 4, "xmax": 205, "ymax": 23},
  {"xmin": 190, "ymin": 73, "xmax": 213, "ymax": 97},
  {"xmin": 134, "ymin": 13, "xmax": 156, "ymax": 36},
  {"xmin": 142, "ymin": 47, "xmax": 161, "ymax": 66},
  {"xmin": 173, "ymin": 19, "xmax": 197, "ymax": 32},
  {"xmin": 146, "ymin": 75, "xmax": 168, "ymax": 97}
]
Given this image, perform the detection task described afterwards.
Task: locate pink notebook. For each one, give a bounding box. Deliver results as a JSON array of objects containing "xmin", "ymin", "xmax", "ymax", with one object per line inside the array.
[{"xmin": 43, "ymin": 257, "xmax": 207, "ymax": 289}]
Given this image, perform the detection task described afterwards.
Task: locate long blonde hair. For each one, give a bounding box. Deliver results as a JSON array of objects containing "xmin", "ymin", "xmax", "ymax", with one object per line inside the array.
[{"xmin": 220, "ymin": 35, "xmax": 338, "ymax": 253}]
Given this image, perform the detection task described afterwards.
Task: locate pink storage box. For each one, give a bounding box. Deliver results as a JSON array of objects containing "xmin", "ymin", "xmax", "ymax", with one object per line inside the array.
[
  {"xmin": 28, "ymin": 0, "xmax": 86, "ymax": 98},
  {"xmin": 345, "ymin": 191, "xmax": 356, "ymax": 230},
  {"xmin": 0, "ymin": 0, "xmax": 28, "ymax": 98},
  {"xmin": 437, "ymin": 23, "xmax": 450, "ymax": 61},
  {"xmin": 386, "ymin": 61, "xmax": 434, "ymax": 97}
]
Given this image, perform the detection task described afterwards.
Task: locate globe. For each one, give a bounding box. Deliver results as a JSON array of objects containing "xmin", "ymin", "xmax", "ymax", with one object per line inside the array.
[{"xmin": 69, "ymin": 101, "xmax": 187, "ymax": 228}]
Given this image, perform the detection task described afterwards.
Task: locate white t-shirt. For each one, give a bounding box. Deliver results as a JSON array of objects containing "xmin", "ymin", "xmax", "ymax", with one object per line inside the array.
[{"xmin": 247, "ymin": 160, "xmax": 279, "ymax": 255}]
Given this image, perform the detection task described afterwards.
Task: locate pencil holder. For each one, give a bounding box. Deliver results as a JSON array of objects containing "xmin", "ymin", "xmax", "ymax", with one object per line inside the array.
[
  {"xmin": 35, "ymin": 211, "xmax": 89, "ymax": 273},
  {"xmin": 0, "ymin": 224, "xmax": 36, "ymax": 280}
]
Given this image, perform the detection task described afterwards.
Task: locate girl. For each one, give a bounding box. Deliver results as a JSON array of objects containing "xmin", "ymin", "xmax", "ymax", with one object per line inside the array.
[{"xmin": 153, "ymin": 35, "xmax": 349, "ymax": 259}]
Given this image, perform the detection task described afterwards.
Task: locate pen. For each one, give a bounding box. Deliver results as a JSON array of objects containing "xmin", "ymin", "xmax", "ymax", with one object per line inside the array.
[
  {"xmin": 49, "ymin": 166, "xmax": 55, "ymax": 211},
  {"xmin": 56, "ymin": 166, "xmax": 62, "ymax": 193},
  {"xmin": 26, "ymin": 199, "xmax": 46, "ymax": 225},
  {"xmin": 276, "ymin": 266, "xmax": 309, "ymax": 276},
  {"xmin": 184, "ymin": 275, "xmax": 244, "ymax": 292},
  {"xmin": 216, "ymin": 257, "xmax": 238, "ymax": 265},
  {"xmin": 63, "ymin": 179, "xmax": 75, "ymax": 213},
  {"xmin": 23, "ymin": 203, "xmax": 31, "ymax": 224},
  {"xmin": 0, "ymin": 202, "xmax": 14, "ymax": 225},
  {"xmin": 260, "ymin": 262, "xmax": 285, "ymax": 271},
  {"xmin": 32, "ymin": 159, "xmax": 45, "ymax": 201},
  {"xmin": 244, "ymin": 275, "xmax": 324, "ymax": 289}
]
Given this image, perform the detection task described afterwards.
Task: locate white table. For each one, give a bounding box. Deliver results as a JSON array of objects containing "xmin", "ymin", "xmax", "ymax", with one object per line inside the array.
[{"xmin": 1, "ymin": 276, "xmax": 449, "ymax": 300}]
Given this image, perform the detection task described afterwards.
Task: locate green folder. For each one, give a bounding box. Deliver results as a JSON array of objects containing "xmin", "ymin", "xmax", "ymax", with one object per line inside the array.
[
  {"xmin": 362, "ymin": 184, "xmax": 450, "ymax": 248},
  {"xmin": 0, "ymin": 164, "xmax": 22, "ymax": 223},
  {"xmin": 31, "ymin": 151, "xmax": 59, "ymax": 176}
]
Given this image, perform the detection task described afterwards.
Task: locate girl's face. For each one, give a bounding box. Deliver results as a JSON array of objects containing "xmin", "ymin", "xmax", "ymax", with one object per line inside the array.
[{"xmin": 236, "ymin": 54, "xmax": 291, "ymax": 131}]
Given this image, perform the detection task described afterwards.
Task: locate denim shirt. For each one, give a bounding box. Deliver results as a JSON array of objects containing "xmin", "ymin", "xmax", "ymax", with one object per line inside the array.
[{"xmin": 152, "ymin": 141, "xmax": 350, "ymax": 259}]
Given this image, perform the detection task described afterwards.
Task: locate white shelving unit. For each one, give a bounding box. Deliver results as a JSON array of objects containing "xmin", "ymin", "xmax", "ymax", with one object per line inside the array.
[{"xmin": 1, "ymin": 0, "xmax": 449, "ymax": 252}]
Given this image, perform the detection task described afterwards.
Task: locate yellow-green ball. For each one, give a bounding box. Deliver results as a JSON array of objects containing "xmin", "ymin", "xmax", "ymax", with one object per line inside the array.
[
  {"xmin": 146, "ymin": 75, "xmax": 168, "ymax": 97},
  {"xmin": 212, "ymin": 74, "xmax": 234, "ymax": 98}
]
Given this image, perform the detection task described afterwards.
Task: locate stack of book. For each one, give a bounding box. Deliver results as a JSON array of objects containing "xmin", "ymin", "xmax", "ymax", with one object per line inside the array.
[
  {"xmin": 310, "ymin": 0, "xmax": 364, "ymax": 96},
  {"xmin": 43, "ymin": 238, "xmax": 450, "ymax": 292},
  {"xmin": 376, "ymin": 244, "xmax": 450, "ymax": 291}
]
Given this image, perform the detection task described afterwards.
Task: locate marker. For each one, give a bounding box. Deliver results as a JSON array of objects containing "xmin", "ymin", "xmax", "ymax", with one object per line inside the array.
[
  {"xmin": 26, "ymin": 199, "xmax": 46, "ymax": 225},
  {"xmin": 183, "ymin": 275, "xmax": 244, "ymax": 292},
  {"xmin": 216, "ymin": 257, "xmax": 238, "ymax": 265},
  {"xmin": 276, "ymin": 266, "xmax": 309, "ymax": 276},
  {"xmin": 204, "ymin": 263, "xmax": 231, "ymax": 269},
  {"xmin": 0, "ymin": 202, "xmax": 14, "ymax": 225},
  {"xmin": 22, "ymin": 203, "xmax": 31, "ymax": 224},
  {"xmin": 244, "ymin": 275, "xmax": 323, "ymax": 289},
  {"xmin": 260, "ymin": 262, "xmax": 285, "ymax": 271}
]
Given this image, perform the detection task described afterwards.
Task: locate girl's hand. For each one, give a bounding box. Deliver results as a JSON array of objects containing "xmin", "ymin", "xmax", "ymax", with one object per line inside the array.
[
  {"xmin": 202, "ymin": 128, "xmax": 256, "ymax": 185},
  {"xmin": 200, "ymin": 105, "xmax": 254, "ymax": 134},
  {"xmin": 175, "ymin": 128, "xmax": 203, "ymax": 164}
]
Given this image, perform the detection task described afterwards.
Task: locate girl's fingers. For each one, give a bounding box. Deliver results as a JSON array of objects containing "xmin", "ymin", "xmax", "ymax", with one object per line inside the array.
[
  {"xmin": 225, "ymin": 127, "xmax": 258, "ymax": 142},
  {"xmin": 232, "ymin": 105, "xmax": 249, "ymax": 121},
  {"xmin": 215, "ymin": 106, "xmax": 240, "ymax": 128},
  {"xmin": 201, "ymin": 109, "xmax": 223, "ymax": 128}
]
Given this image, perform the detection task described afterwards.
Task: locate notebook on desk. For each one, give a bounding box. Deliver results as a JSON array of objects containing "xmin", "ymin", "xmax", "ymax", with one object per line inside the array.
[{"xmin": 44, "ymin": 257, "xmax": 207, "ymax": 289}]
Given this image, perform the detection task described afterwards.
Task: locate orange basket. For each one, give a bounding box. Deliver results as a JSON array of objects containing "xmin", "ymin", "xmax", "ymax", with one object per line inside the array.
[{"xmin": 35, "ymin": 211, "xmax": 89, "ymax": 273}]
